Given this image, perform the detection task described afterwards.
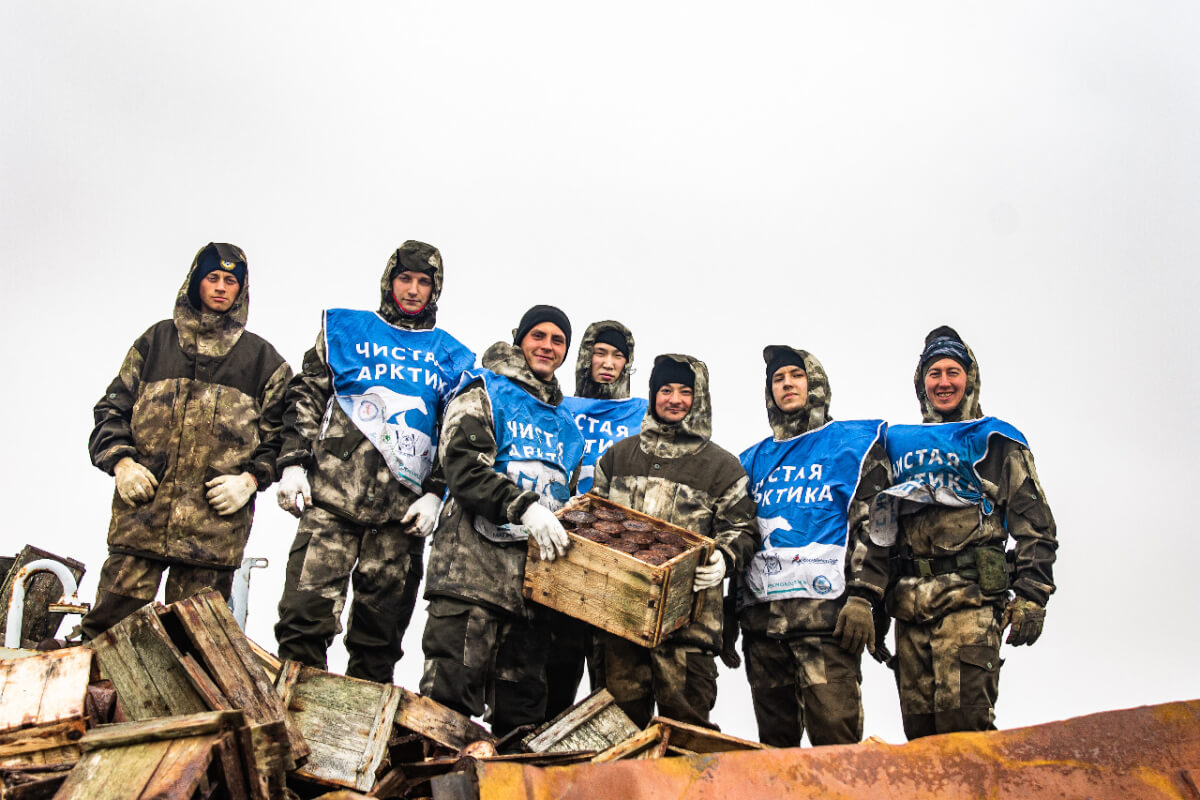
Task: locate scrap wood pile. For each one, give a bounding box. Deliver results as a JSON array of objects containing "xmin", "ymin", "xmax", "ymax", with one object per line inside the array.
[{"xmin": 0, "ymin": 589, "xmax": 763, "ymax": 800}]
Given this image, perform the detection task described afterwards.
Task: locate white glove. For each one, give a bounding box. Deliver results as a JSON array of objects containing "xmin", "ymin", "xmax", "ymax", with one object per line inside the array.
[
  {"xmin": 206, "ymin": 472, "xmax": 257, "ymax": 516},
  {"xmin": 114, "ymin": 457, "xmax": 158, "ymax": 506},
  {"xmin": 693, "ymin": 549, "xmax": 727, "ymax": 592},
  {"xmin": 401, "ymin": 492, "xmax": 443, "ymax": 537},
  {"xmin": 276, "ymin": 465, "xmax": 311, "ymax": 518},
  {"xmin": 521, "ymin": 502, "xmax": 569, "ymax": 562}
]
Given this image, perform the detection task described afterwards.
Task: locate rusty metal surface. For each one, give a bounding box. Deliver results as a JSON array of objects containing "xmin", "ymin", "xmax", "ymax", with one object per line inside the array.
[{"xmin": 470, "ymin": 700, "xmax": 1200, "ymax": 800}]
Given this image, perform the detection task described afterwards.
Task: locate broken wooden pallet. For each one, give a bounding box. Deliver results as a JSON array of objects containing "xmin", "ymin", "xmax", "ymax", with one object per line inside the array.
[
  {"xmin": 521, "ymin": 688, "xmax": 638, "ymax": 754},
  {"xmin": 649, "ymin": 716, "xmax": 766, "ymax": 755},
  {"xmin": 55, "ymin": 710, "xmax": 285, "ymax": 800},
  {"xmin": 0, "ymin": 647, "xmax": 92, "ymax": 771}
]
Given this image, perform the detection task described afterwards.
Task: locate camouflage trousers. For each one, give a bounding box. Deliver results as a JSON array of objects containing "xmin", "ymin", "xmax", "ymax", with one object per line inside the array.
[
  {"xmin": 601, "ymin": 633, "xmax": 718, "ymax": 730},
  {"xmin": 544, "ymin": 610, "xmax": 598, "ymax": 720},
  {"xmin": 742, "ymin": 634, "xmax": 863, "ymax": 747},
  {"xmin": 895, "ymin": 605, "xmax": 1003, "ymax": 740},
  {"xmin": 79, "ymin": 552, "xmax": 234, "ymax": 640},
  {"xmin": 420, "ymin": 598, "xmax": 549, "ymax": 739},
  {"xmin": 274, "ymin": 506, "xmax": 424, "ymax": 684}
]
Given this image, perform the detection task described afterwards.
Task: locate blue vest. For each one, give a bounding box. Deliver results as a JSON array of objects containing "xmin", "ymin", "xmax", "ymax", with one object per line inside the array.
[
  {"xmin": 870, "ymin": 417, "xmax": 1027, "ymax": 546},
  {"xmin": 463, "ymin": 371, "xmax": 586, "ymax": 543},
  {"xmin": 324, "ymin": 309, "xmax": 475, "ymax": 492},
  {"xmin": 559, "ymin": 396, "xmax": 649, "ymax": 494},
  {"xmin": 738, "ymin": 419, "xmax": 886, "ymax": 606}
]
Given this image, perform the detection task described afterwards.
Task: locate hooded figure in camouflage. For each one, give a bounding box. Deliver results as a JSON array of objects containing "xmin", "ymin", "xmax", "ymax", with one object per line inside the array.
[
  {"xmin": 82, "ymin": 243, "xmax": 292, "ymax": 639},
  {"xmin": 873, "ymin": 326, "xmax": 1058, "ymax": 739},
  {"xmin": 736, "ymin": 346, "xmax": 891, "ymax": 746},
  {"xmin": 592, "ymin": 354, "xmax": 759, "ymax": 728},
  {"xmin": 273, "ymin": 241, "xmax": 475, "ymax": 683},
  {"xmin": 421, "ymin": 305, "xmax": 584, "ymax": 738},
  {"xmin": 544, "ymin": 321, "xmax": 647, "ymax": 717}
]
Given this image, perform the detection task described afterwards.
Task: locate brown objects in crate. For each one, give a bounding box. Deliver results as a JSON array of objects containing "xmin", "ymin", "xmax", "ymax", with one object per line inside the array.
[
  {"xmin": 593, "ymin": 520, "xmax": 625, "ymax": 536},
  {"xmin": 610, "ymin": 540, "xmax": 640, "ymax": 554},
  {"xmin": 593, "ymin": 507, "xmax": 627, "ymax": 522},
  {"xmin": 574, "ymin": 527, "xmax": 599, "ymax": 541},
  {"xmin": 656, "ymin": 530, "xmax": 686, "ymax": 547},
  {"xmin": 562, "ymin": 510, "xmax": 596, "ymax": 528},
  {"xmin": 589, "ymin": 532, "xmax": 613, "ymax": 545},
  {"xmin": 636, "ymin": 550, "xmax": 671, "ymax": 566},
  {"xmin": 624, "ymin": 530, "xmax": 656, "ymax": 547},
  {"xmin": 622, "ymin": 519, "xmax": 654, "ymax": 533}
]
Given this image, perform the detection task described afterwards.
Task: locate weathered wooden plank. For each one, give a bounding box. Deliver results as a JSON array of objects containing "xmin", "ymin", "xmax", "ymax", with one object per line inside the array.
[
  {"xmin": 178, "ymin": 653, "xmax": 234, "ymax": 711},
  {"xmin": 522, "ymin": 689, "xmax": 638, "ymax": 754},
  {"xmin": 91, "ymin": 605, "xmax": 208, "ymax": 720},
  {"xmin": 0, "ymin": 719, "xmax": 83, "ymax": 762},
  {"xmin": 55, "ymin": 738, "xmax": 178, "ymax": 799},
  {"xmin": 393, "ymin": 687, "xmax": 493, "ymax": 751},
  {"xmin": 591, "ymin": 724, "xmax": 669, "ymax": 762},
  {"xmin": 0, "ymin": 546, "xmax": 85, "ymax": 648},
  {"xmin": 212, "ymin": 732, "xmax": 250, "ymax": 800},
  {"xmin": 238, "ymin": 720, "xmax": 292, "ymax": 800},
  {"xmin": 137, "ymin": 736, "xmax": 216, "ymax": 798},
  {"xmin": 649, "ymin": 716, "xmax": 766, "ymax": 753},
  {"xmin": 80, "ymin": 711, "xmax": 243, "ymax": 752},
  {"xmin": 170, "ymin": 591, "xmax": 309, "ymax": 759},
  {"xmin": 0, "ymin": 648, "xmax": 90, "ymax": 732}
]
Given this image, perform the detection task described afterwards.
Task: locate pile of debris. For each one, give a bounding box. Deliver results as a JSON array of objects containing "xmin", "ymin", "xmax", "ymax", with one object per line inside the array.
[{"xmin": 0, "ymin": 588, "xmax": 761, "ymax": 799}]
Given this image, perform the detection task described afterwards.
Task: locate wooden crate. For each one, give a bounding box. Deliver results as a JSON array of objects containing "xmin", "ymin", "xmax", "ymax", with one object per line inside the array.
[
  {"xmin": 522, "ymin": 495, "xmax": 713, "ymax": 648},
  {"xmin": 0, "ymin": 648, "xmax": 92, "ymax": 771},
  {"xmin": 522, "ymin": 689, "xmax": 638, "ymax": 754}
]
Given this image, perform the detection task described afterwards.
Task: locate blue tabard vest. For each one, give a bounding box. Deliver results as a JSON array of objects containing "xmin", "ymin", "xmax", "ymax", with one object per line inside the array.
[
  {"xmin": 738, "ymin": 419, "xmax": 886, "ymax": 606},
  {"xmin": 559, "ymin": 396, "xmax": 649, "ymax": 494},
  {"xmin": 869, "ymin": 416, "xmax": 1027, "ymax": 546},
  {"xmin": 324, "ymin": 309, "xmax": 476, "ymax": 493},
  {"xmin": 462, "ymin": 371, "xmax": 586, "ymax": 544}
]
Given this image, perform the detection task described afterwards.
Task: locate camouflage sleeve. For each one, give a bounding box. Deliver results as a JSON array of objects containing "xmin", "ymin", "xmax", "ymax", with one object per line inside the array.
[
  {"xmin": 88, "ymin": 336, "xmax": 147, "ymax": 474},
  {"xmin": 988, "ymin": 440, "xmax": 1058, "ymax": 606},
  {"xmin": 440, "ymin": 382, "xmax": 539, "ymax": 524},
  {"xmin": 709, "ymin": 462, "xmax": 760, "ymax": 573},
  {"xmin": 278, "ymin": 328, "xmax": 332, "ymax": 470},
  {"xmin": 845, "ymin": 441, "xmax": 893, "ymax": 604},
  {"xmin": 242, "ymin": 359, "xmax": 293, "ymax": 489}
]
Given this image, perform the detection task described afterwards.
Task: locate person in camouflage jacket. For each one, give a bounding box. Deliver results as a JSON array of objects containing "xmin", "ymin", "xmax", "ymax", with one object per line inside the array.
[
  {"xmin": 877, "ymin": 326, "xmax": 1058, "ymax": 739},
  {"xmin": 421, "ymin": 305, "xmax": 583, "ymax": 738},
  {"xmin": 736, "ymin": 346, "xmax": 891, "ymax": 746},
  {"xmin": 592, "ymin": 354, "xmax": 759, "ymax": 729},
  {"xmin": 273, "ymin": 241, "xmax": 474, "ymax": 683},
  {"xmin": 82, "ymin": 243, "xmax": 291, "ymax": 639}
]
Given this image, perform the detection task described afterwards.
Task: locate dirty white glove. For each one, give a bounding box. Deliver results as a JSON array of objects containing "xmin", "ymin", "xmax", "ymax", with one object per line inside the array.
[
  {"xmin": 693, "ymin": 549, "xmax": 727, "ymax": 592},
  {"xmin": 114, "ymin": 457, "xmax": 158, "ymax": 506},
  {"xmin": 402, "ymin": 492, "xmax": 442, "ymax": 537},
  {"xmin": 276, "ymin": 465, "xmax": 311, "ymax": 518},
  {"xmin": 522, "ymin": 502, "xmax": 569, "ymax": 561},
  {"xmin": 206, "ymin": 472, "xmax": 257, "ymax": 516}
]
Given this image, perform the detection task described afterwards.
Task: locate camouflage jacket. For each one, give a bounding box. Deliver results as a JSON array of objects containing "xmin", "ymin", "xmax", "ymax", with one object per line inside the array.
[
  {"xmin": 424, "ymin": 342, "xmax": 577, "ymax": 617},
  {"xmin": 89, "ymin": 244, "xmax": 292, "ymax": 568},
  {"xmin": 738, "ymin": 348, "xmax": 892, "ymax": 638},
  {"xmin": 593, "ymin": 354, "xmax": 759, "ymax": 652},
  {"xmin": 887, "ymin": 333, "xmax": 1058, "ymax": 624},
  {"xmin": 573, "ymin": 320, "xmax": 636, "ymax": 399},
  {"xmin": 276, "ymin": 244, "xmax": 452, "ymax": 526}
]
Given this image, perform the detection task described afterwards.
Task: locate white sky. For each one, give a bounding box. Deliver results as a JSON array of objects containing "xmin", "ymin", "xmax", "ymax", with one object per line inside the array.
[{"xmin": 3, "ymin": 3, "xmax": 1198, "ymax": 744}]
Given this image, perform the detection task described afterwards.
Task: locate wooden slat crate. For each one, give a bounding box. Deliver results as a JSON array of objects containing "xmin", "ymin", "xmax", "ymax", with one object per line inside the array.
[
  {"xmin": 0, "ymin": 648, "xmax": 92, "ymax": 771},
  {"xmin": 523, "ymin": 495, "xmax": 713, "ymax": 648},
  {"xmin": 521, "ymin": 689, "xmax": 638, "ymax": 754}
]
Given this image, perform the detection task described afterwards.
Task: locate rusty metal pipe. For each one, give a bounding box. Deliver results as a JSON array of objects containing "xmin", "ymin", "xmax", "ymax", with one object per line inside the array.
[{"xmin": 5, "ymin": 558, "xmax": 84, "ymax": 648}]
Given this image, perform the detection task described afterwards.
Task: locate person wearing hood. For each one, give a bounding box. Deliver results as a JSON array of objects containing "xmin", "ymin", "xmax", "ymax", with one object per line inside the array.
[
  {"xmin": 544, "ymin": 321, "xmax": 648, "ymax": 716},
  {"xmin": 81, "ymin": 243, "xmax": 292, "ymax": 639},
  {"xmin": 591, "ymin": 354, "xmax": 759, "ymax": 728},
  {"xmin": 736, "ymin": 346, "xmax": 890, "ymax": 746},
  {"xmin": 420, "ymin": 305, "xmax": 585, "ymax": 738},
  {"xmin": 273, "ymin": 241, "xmax": 475, "ymax": 683},
  {"xmin": 871, "ymin": 326, "xmax": 1058, "ymax": 739}
]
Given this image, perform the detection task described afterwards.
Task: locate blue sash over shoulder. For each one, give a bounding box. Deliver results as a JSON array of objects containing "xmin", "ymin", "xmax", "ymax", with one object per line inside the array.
[
  {"xmin": 560, "ymin": 396, "xmax": 648, "ymax": 494},
  {"xmin": 324, "ymin": 309, "xmax": 475, "ymax": 492}
]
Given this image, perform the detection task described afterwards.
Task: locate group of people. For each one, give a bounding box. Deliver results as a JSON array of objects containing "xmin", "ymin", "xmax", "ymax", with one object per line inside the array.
[{"xmin": 82, "ymin": 240, "xmax": 1058, "ymax": 747}]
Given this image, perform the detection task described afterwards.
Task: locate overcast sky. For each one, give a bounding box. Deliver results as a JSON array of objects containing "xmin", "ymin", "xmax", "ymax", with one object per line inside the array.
[{"xmin": 3, "ymin": 3, "xmax": 1197, "ymax": 744}]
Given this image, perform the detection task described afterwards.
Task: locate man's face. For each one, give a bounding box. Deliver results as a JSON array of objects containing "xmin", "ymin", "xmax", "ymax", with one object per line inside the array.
[
  {"xmin": 771, "ymin": 365, "xmax": 808, "ymax": 413},
  {"xmin": 590, "ymin": 342, "xmax": 628, "ymax": 385},
  {"xmin": 520, "ymin": 322, "xmax": 568, "ymax": 380},
  {"xmin": 655, "ymin": 383, "xmax": 693, "ymax": 423},
  {"xmin": 392, "ymin": 270, "xmax": 434, "ymax": 314},
  {"xmin": 924, "ymin": 357, "xmax": 968, "ymax": 413},
  {"xmin": 198, "ymin": 271, "xmax": 240, "ymax": 313}
]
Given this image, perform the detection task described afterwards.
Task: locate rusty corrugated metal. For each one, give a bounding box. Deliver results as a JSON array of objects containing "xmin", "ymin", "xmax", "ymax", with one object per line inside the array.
[{"xmin": 467, "ymin": 700, "xmax": 1200, "ymax": 800}]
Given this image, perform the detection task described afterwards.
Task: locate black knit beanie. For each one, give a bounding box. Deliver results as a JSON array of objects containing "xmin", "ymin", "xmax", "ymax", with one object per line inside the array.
[
  {"xmin": 593, "ymin": 328, "xmax": 630, "ymax": 358},
  {"xmin": 188, "ymin": 243, "xmax": 246, "ymax": 309},
  {"xmin": 514, "ymin": 305, "xmax": 572, "ymax": 351},
  {"xmin": 649, "ymin": 357, "xmax": 695, "ymax": 396}
]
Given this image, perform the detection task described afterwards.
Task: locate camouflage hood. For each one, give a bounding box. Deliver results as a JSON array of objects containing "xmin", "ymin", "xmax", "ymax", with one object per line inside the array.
[
  {"xmin": 573, "ymin": 320, "xmax": 636, "ymax": 399},
  {"xmin": 914, "ymin": 326, "xmax": 983, "ymax": 422},
  {"xmin": 173, "ymin": 242, "xmax": 249, "ymax": 358},
  {"xmin": 638, "ymin": 354, "xmax": 712, "ymax": 458},
  {"xmin": 482, "ymin": 341, "xmax": 564, "ymax": 406},
  {"xmin": 379, "ymin": 240, "xmax": 443, "ymax": 329},
  {"xmin": 763, "ymin": 346, "xmax": 831, "ymax": 440}
]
